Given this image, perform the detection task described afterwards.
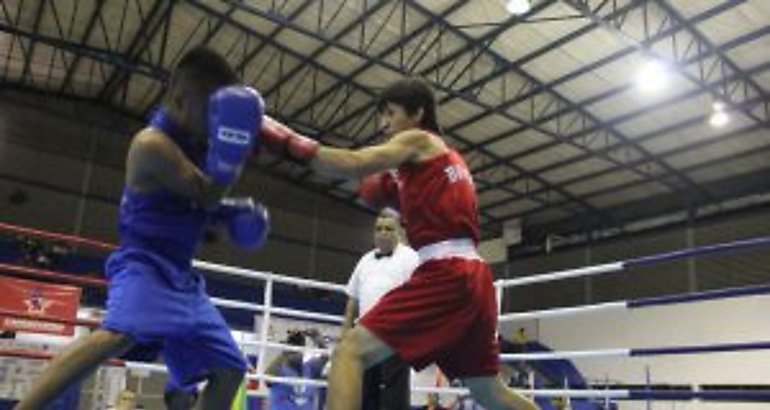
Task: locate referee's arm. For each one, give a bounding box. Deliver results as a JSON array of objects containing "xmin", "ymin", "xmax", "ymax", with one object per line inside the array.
[{"xmin": 342, "ymin": 297, "xmax": 359, "ymax": 334}]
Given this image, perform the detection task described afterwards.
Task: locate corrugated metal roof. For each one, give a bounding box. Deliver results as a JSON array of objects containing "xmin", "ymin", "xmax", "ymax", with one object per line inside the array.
[{"xmin": 0, "ymin": 0, "xmax": 767, "ymax": 243}]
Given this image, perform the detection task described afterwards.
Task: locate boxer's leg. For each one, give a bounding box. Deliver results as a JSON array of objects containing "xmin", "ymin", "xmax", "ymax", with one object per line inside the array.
[
  {"xmin": 327, "ymin": 326, "xmax": 394, "ymax": 410},
  {"xmin": 14, "ymin": 329, "xmax": 134, "ymax": 410}
]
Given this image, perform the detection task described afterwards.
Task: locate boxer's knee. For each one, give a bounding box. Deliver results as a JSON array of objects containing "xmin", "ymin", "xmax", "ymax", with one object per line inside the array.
[
  {"xmin": 465, "ymin": 376, "xmax": 506, "ymax": 410},
  {"xmin": 464, "ymin": 376, "xmax": 538, "ymax": 410},
  {"xmin": 165, "ymin": 388, "xmax": 198, "ymax": 410},
  {"xmin": 335, "ymin": 326, "xmax": 394, "ymax": 369},
  {"xmin": 209, "ymin": 367, "xmax": 245, "ymax": 386},
  {"xmin": 90, "ymin": 329, "xmax": 134, "ymax": 353},
  {"xmin": 334, "ymin": 329, "xmax": 363, "ymax": 362}
]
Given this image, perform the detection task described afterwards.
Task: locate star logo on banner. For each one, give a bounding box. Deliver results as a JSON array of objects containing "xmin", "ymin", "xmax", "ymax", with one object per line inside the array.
[{"xmin": 24, "ymin": 288, "xmax": 55, "ymax": 314}]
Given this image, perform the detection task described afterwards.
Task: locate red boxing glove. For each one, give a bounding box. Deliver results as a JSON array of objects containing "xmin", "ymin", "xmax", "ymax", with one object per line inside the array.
[
  {"xmin": 359, "ymin": 171, "xmax": 400, "ymax": 211},
  {"xmin": 260, "ymin": 115, "xmax": 319, "ymax": 162}
]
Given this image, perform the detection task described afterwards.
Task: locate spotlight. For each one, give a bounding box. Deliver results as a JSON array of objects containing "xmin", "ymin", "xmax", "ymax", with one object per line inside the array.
[
  {"xmin": 709, "ymin": 99, "xmax": 730, "ymax": 127},
  {"xmin": 709, "ymin": 110, "xmax": 729, "ymax": 128},
  {"xmin": 635, "ymin": 59, "xmax": 669, "ymax": 94},
  {"xmin": 506, "ymin": 0, "xmax": 531, "ymax": 15}
]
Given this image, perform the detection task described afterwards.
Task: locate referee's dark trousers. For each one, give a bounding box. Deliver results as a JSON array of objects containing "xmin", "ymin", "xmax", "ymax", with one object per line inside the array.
[{"xmin": 361, "ymin": 355, "xmax": 411, "ymax": 410}]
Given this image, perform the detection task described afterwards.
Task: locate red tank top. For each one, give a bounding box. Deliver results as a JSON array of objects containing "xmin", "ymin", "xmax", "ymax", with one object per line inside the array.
[{"xmin": 395, "ymin": 148, "xmax": 480, "ymax": 249}]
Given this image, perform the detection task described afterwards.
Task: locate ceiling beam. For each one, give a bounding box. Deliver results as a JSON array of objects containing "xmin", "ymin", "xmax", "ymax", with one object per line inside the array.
[
  {"xmin": 96, "ymin": 0, "xmax": 174, "ymax": 102},
  {"xmin": 18, "ymin": 0, "xmax": 47, "ymax": 85},
  {"xmin": 562, "ymin": 0, "xmax": 769, "ymax": 126}
]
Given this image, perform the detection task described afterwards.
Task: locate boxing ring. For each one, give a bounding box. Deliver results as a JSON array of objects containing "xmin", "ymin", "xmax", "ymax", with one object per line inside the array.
[{"xmin": 1, "ymin": 221, "xmax": 769, "ymax": 408}]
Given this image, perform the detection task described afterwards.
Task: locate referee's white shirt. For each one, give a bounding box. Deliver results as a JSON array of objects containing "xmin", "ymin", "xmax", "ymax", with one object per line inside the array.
[{"xmin": 346, "ymin": 243, "xmax": 419, "ymax": 316}]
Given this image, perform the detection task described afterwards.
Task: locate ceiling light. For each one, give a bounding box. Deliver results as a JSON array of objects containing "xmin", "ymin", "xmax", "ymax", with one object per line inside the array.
[
  {"xmin": 635, "ymin": 59, "xmax": 669, "ymax": 94},
  {"xmin": 506, "ymin": 0, "xmax": 531, "ymax": 15},
  {"xmin": 709, "ymin": 110, "xmax": 729, "ymax": 128}
]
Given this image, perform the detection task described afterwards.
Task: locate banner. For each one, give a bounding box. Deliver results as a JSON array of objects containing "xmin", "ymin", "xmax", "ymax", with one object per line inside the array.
[{"xmin": 0, "ymin": 276, "xmax": 82, "ymax": 336}]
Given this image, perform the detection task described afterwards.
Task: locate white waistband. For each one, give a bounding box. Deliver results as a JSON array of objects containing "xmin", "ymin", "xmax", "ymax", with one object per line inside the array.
[{"xmin": 417, "ymin": 239, "xmax": 481, "ymax": 264}]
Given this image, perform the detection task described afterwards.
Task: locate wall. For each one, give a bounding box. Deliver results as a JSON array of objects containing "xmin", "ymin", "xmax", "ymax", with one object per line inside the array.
[
  {"xmin": 497, "ymin": 199, "xmax": 770, "ymax": 408},
  {"xmin": 503, "ymin": 207, "xmax": 770, "ymax": 312},
  {"xmin": 534, "ymin": 294, "xmax": 770, "ymax": 410}
]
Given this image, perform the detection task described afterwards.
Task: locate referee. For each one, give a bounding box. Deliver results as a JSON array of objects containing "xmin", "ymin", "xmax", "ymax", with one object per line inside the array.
[{"xmin": 343, "ymin": 209, "xmax": 419, "ymax": 410}]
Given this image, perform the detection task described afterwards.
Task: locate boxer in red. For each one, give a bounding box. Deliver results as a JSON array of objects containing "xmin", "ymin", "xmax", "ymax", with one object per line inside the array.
[{"xmin": 260, "ymin": 78, "xmax": 538, "ymax": 410}]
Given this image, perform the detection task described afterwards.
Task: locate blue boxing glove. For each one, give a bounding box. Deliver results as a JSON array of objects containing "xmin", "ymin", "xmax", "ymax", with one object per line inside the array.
[
  {"xmin": 215, "ymin": 197, "xmax": 270, "ymax": 250},
  {"xmin": 206, "ymin": 86, "xmax": 264, "ymax": 186}
]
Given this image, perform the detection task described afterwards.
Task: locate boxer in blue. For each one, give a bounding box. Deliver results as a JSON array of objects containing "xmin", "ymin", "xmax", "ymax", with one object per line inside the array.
[{"xmin": 15, "ymin": 47, "xmax": 267, "ymax": 410}]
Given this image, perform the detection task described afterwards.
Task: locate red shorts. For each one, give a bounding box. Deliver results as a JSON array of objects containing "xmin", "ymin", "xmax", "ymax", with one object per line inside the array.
[{"xmin": 359, "ymin": 258, "xmax": 500, "ymax": 380}]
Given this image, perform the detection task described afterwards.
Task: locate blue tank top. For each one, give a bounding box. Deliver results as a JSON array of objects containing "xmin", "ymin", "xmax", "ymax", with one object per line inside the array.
[
  {"xmin": 269, "ymin": 356, "xmax": 325, "ymax": 410},
  {"xmin": 117, "ymin": 110, "xmax": 209, "ymax": 270}
]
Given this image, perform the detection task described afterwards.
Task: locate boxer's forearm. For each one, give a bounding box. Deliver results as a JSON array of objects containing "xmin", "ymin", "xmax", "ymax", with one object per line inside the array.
[
  {"xmin": 312, "ymin": 147, "xmax": 364, "ymax": 178},
  {"xmin": 312, "ymin": 144, "xmax": 404, "ymax": 178},
  {"xmin": 312, "ymin": 130, "xmax": 424, "ymax": 178},
  {"xmin": 129, "ymin": 129, "xmax": 232, "ymax": 211},
  {"xmin": 195, "ymin": 174, "xmax": 231, "ymax": 211}
]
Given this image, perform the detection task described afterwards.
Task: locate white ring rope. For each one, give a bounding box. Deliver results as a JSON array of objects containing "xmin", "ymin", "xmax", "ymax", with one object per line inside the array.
[
  {"xmin": 240, "ymin": 340, "xmax": 332, "ymax": 356},
  {"xmin": 193, "ymin": 260, "xmax": 346, "ymax": 293},
  {"xmin": 499, "ymin": 301, "xmax": 626, "ymax": 322},
  {"xmin": 120, "ymin": 362, "xmax": 632, "ymax": 399},
  {"xmin": 501, "ymin": 349, "xmax": 631, "ymax": 361},
  {"xmin": 496, "ymin": 262, "xmax": 624, "ymax": 288},
  {"xmin": 7, "ymin": 224, "xmax": 769, "ymax": 403},
  {"xmin": 210, "ymin": 297, "xmax": 344, "ymax": 323}
]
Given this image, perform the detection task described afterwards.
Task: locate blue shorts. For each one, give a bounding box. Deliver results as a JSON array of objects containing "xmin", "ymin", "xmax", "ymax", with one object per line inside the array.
[{"xmin": 102, "ymin": 248, "xmax": 247, "ymax": 386}]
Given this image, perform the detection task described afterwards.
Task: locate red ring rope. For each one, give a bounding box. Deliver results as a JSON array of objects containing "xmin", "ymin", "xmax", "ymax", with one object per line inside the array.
[
  {"xmin": 0, "ymin": 348, "xmax": 126, "ymax": 366},
  {"xmin": 0, "ymin": 262, "xmax": 108, "ymax": 288},
  {"xmin": 0, "ymin": 308, "xmax": 101, "ymax": 328},
  {"xmin": 0, "ymin": 222, "xmax": 116, "ymax": 252}
]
